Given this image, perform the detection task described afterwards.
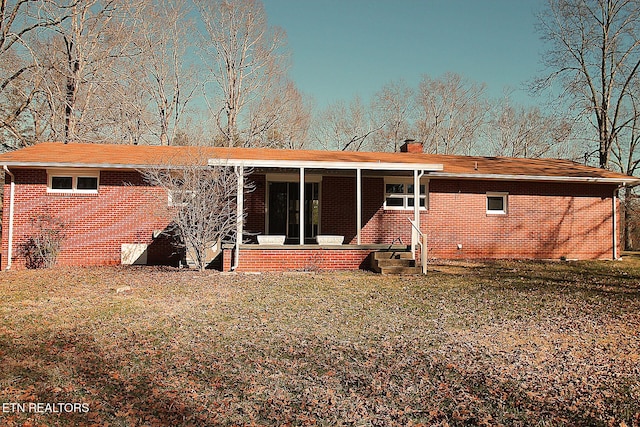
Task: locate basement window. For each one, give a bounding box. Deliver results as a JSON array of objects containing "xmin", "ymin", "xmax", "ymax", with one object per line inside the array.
[
  {"xmin": 486, "ymin": 192, "xmax": 508, "ymax": 215},
  {"xmin": 384, "ymin": 178, "xmax": 428, "ymax": 210},
  {"xmin": 48, "ymin": 169, "xmax": 99, "ymax": 193}
]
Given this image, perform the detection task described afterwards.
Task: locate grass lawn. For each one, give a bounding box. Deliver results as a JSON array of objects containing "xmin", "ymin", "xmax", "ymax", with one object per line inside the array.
[{"xmin": 0, "ymin": 260, "xmax": 639, "ymax": 426}]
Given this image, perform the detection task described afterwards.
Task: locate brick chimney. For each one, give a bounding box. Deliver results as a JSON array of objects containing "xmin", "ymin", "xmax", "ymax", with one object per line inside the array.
[{"xmin": 400, "ymin": 139, "xmax": 423, "ymax": 153}]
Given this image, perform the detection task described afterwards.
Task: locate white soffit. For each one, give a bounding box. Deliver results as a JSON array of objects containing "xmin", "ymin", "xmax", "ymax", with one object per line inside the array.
[{"xmin": 207, "ymin": 158, "xmax": 445, "ymax": 171}]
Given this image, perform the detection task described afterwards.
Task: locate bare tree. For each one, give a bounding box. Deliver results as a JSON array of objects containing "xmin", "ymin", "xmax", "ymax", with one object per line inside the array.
[
  {"xmin": 487, "ymin": 97, "xmax": 575, "ymax": 158},
  {"xmin": 536, "ymin": 0, "xmax": 640, "ymax": 169},
  {"xmin": 142, "ymin": 151, "xmax": 253, "ymax": 271},
  {"xmin": 0, "ymin": 0, "xmax": 75, "ymax": 150},
  {"xmin": 248, "ymin": 79, "xmax": 312, "ymax": 148},
  {"xmin": 136, "ymin": 0, "xmax": 199, "ymax": 145},
  {"xmin": 370, "ymin": 79, "xmax": 415, "ymax": 152},
  {"xmin": 40, "ymin": 0, "xmax": 145, "ymax": 143},
  {"xmin": 197, "ymin": 0, "xmax": 289, "ymax": 147},
  {"xmin": 416, "ymin": 72, "xmax": 488, "ymax": 155},
  {"xmin": 314, "ymin": 96, "xmax": 384, "ymax": 151}
]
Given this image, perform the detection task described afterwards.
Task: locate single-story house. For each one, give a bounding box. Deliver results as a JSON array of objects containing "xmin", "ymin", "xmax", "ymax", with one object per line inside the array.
[{"xmin": 0, "ymin": 141, "xmax": 638, "ymax": 272}]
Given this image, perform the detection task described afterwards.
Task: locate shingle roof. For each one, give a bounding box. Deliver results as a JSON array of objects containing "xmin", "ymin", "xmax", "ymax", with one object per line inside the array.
[{"xmin": 0, "ymin": 142, "xmax": 636, "ymax": 184}]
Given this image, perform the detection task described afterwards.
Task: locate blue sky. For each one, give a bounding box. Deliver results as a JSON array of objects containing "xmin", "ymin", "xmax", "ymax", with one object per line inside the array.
[{"xmin": 263, "ymin": 0, "xmax": 546, "ymax": 109}]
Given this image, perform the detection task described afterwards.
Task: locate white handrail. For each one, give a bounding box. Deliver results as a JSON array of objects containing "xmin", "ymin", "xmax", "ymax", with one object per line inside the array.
[{"xmin": 407, "ymin": 217, "xmax": 427, "ymax": 274}]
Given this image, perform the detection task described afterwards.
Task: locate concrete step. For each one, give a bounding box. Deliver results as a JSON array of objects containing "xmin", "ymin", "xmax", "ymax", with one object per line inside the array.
[
  {"xmin": 371, "ymin": 250, "xmax": 423, "ymax": 274},
  {"xmin": 373, "ymin": 251, "xmax": 414, "ymax": 260},
  {"xmin": 376, "ymin": 258, "xmax": 416, "ymax": 267}
]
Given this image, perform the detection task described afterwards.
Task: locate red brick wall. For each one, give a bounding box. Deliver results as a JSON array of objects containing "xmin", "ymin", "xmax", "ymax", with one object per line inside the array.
[
  {"xmin": 424, "ymin": 179, "xmax": 619, "ymax": 260},
  {"xmin": 244, "ymin": 174, "xmax": 265, "ymax": 243},
  {"xmin": 222, "ymin": 248, "xmax": 373, "ymax": 271},
  {"xmin": 1, "ymin": 169, "xmax": 621, "ymax": 270},
  {"xmin": 1, "ymin": 169, "xmax": 177, "ymax": 269},
  {"xmin": 319, "ymin": 176, "xmax": 619, "ymax": 260}
]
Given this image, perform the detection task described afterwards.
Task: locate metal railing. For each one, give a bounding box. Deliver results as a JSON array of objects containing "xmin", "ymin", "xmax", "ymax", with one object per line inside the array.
[{"xmin": 407, "ymin": 217, "xmax": 427, "ymax": 274}]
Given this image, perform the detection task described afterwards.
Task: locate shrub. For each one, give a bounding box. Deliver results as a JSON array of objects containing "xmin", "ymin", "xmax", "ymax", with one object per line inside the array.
[{"xmin": 19, "ymin": 215, "xmax": 66, "ymax": 269}]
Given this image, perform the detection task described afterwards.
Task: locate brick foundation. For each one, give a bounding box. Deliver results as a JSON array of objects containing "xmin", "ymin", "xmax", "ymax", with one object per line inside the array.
[{"xmin": 222, "ymin": 247, "xmax": 375, "ymax": 272}]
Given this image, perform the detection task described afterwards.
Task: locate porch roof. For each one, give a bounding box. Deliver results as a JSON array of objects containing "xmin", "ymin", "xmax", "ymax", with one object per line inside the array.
[{"xmin": 0, "ymin": 142, "xmax": 638, "ymax": 185}]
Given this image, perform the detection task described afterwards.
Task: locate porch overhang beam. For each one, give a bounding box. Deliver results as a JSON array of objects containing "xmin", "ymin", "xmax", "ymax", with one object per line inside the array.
[{"xmin": 209, "ymin": 158, "xmax": 444, "ymax": 172}]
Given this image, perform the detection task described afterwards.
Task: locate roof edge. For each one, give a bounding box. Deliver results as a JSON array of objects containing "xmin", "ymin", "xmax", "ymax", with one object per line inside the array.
[{"xmin": 428, "ymin": 172, "xmax": 640, "ymax": 185}]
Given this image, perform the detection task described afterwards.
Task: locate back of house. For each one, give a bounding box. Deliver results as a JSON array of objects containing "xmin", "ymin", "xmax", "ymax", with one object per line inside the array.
[{"xmin": 0, "ymin": 141, "xmax": 637, "ymax": 271}]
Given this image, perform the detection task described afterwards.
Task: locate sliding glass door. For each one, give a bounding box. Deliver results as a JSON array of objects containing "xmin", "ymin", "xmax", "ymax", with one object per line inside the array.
[{"xmin": 268, "ymin": 181, "xmax": 319, "ymax": 242}]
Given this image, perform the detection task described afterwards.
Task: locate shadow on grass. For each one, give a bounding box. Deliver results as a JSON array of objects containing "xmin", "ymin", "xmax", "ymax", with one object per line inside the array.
[
  {"xmin": 0, "ymin": 329, "xmax": 218, "ymax": 426},
  {"xmin": 1, "ymin": 325, "xmax": 638, "ymax": 426}
]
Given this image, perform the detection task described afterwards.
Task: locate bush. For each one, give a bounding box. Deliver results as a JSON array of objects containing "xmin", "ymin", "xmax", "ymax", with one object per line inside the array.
[{"xmin": 18, "ymin": 215, "xmax": 66, "ymax": 269}]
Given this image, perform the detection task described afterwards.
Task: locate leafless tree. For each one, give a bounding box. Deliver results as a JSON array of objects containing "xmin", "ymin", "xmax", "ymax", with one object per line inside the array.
[
  {"xmin": 536, "ymin": 0, "xmax": 640, "ymax": 169},
  {"xmin": 415, "ymin": 72, "xmax": 488, "ymax": 155},
  {"xmin": 248, "ymin": 80, "xmax": 312, "ymax": 148},
  {"xmin": 314, "ymin": 96, "xmax": 384, "ymax": 151},
  {"xmin": 487, "ymin": 97, "xmax": 575, "ymax": 158},
  {"xmin": 136, "ymin": 0, "xmax": 199, "ymax": 145},
  {"xmin": 141, "ymin": 150, "xmax": 253, "ymax": 271},
  {"xmin": 370, "ymin": 79, "xmax": 415, "ymax": 152},
  {"xmin": 39, "ymin": 0, "xmax": 145, "ymax": 143},
  {"xmin": 0, "ymin": 0, "xmax": 75, "ymax": 150},
  {"xmin": 197, "ymin": 0, "xmax": 289, "ymax": 147}
]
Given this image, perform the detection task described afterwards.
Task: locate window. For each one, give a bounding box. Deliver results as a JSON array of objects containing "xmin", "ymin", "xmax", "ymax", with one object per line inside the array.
[
  {"xmin": 51, "ymin": 176, "xmax": 73, "ymax": 190},
  {"xmin": 48, "ymin": 170, "xmax": 99, "ymax": 193},
  {"xmin": 384, "ymin": 178, "xmax": 427, "ymax": 210},
  {"xmin": 77, "ymin": 176, "xmax": 98, "ymax": 190},
  {"xmin": 486, "ymin": 192, "xmax": 508, "ymax": 215},
  {"xmin": 167, "ymin": 189, "xmax": 196, "ymax": 207}
]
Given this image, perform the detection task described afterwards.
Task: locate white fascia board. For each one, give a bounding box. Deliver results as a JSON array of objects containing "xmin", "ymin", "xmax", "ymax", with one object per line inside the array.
[
  {"xmin": 1, "ymin": 161, "xmax": 154, "ymax": 169},
  {"xmin": 208, "ymin": 158, "xmax": 444, "ymax": 171},
  {"xmin": 429, "ymin": 172, "xmax": 640, "ymax": 185}
]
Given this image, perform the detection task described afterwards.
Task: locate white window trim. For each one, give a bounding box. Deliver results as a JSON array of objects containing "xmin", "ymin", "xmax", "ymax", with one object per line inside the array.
[
  {"xmin": 167, "ymin": 189, "xmax": 197, "ymax": 207},
  {"xmin": 383, "ymin": 177, "xmax": 428, "ymax": 211},
  {"xmin": 486, "ymin": 192, "xmax": 508, "ymax": 215},
  {"xmin": 47, "ymin": 169, "xmax": 99, "ymax": 194}
]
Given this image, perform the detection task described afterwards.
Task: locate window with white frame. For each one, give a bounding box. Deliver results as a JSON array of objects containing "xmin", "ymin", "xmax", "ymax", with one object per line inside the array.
[
  {"xmin": 384, "ymin": 178, "xmax": 428, "ymax": 210},
  {"xmin": 486, "ymin": 192, "xmax": 508, "ymax": 215},
  {"xmin": 47, "ymin": 169, "xmax": 99, "ymax": 193},
  {"xmin": 168, "ymin": 189, "xmax": 196, "ymax": 207}
]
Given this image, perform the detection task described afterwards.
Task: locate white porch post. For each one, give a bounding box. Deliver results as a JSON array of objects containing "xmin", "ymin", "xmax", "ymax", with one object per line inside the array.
[
  {"xmin": 356, "ymin": 168, "xmax": 362, "ymax": 245},
  {"xmin": 412, "ymin": 169, "xmax": 420, "ymax": 260},
  {"xmin": 233, "ymin": 165, "xmax": 244, "ymax": 271},
  {"xmin": 300, "ymin": 167, "xmax": 305, "ymax": 245}
]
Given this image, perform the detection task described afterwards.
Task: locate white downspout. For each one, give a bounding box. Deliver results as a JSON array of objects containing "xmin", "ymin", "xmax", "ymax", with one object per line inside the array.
[
  {"xmin": 613, "ymin": 183, "xmax": 626, "ymax": 260},
  {"xmin": 3, "ymin": 166, "xmax": 15, "ymax": 270}
]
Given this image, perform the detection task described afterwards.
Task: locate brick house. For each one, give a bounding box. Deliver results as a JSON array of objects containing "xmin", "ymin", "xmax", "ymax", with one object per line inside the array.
[{"xmin": 0, "ymin": 141, "xmax": 637, "ymax": 272}]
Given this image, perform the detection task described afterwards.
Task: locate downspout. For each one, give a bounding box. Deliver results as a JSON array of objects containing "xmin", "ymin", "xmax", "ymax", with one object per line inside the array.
[
  {"xmin": 613, "ymin": 183, "xmax": 626, "ymax": 260},
  {"xmin": 3, "ymin": 166, "xmax": 15, "ymax": 270}
]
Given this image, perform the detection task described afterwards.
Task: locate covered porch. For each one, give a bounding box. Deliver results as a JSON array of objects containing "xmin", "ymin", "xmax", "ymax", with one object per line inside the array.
[{"xmin": 210, "ymin": 151, "xmax": 443, "ymax": 272}]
